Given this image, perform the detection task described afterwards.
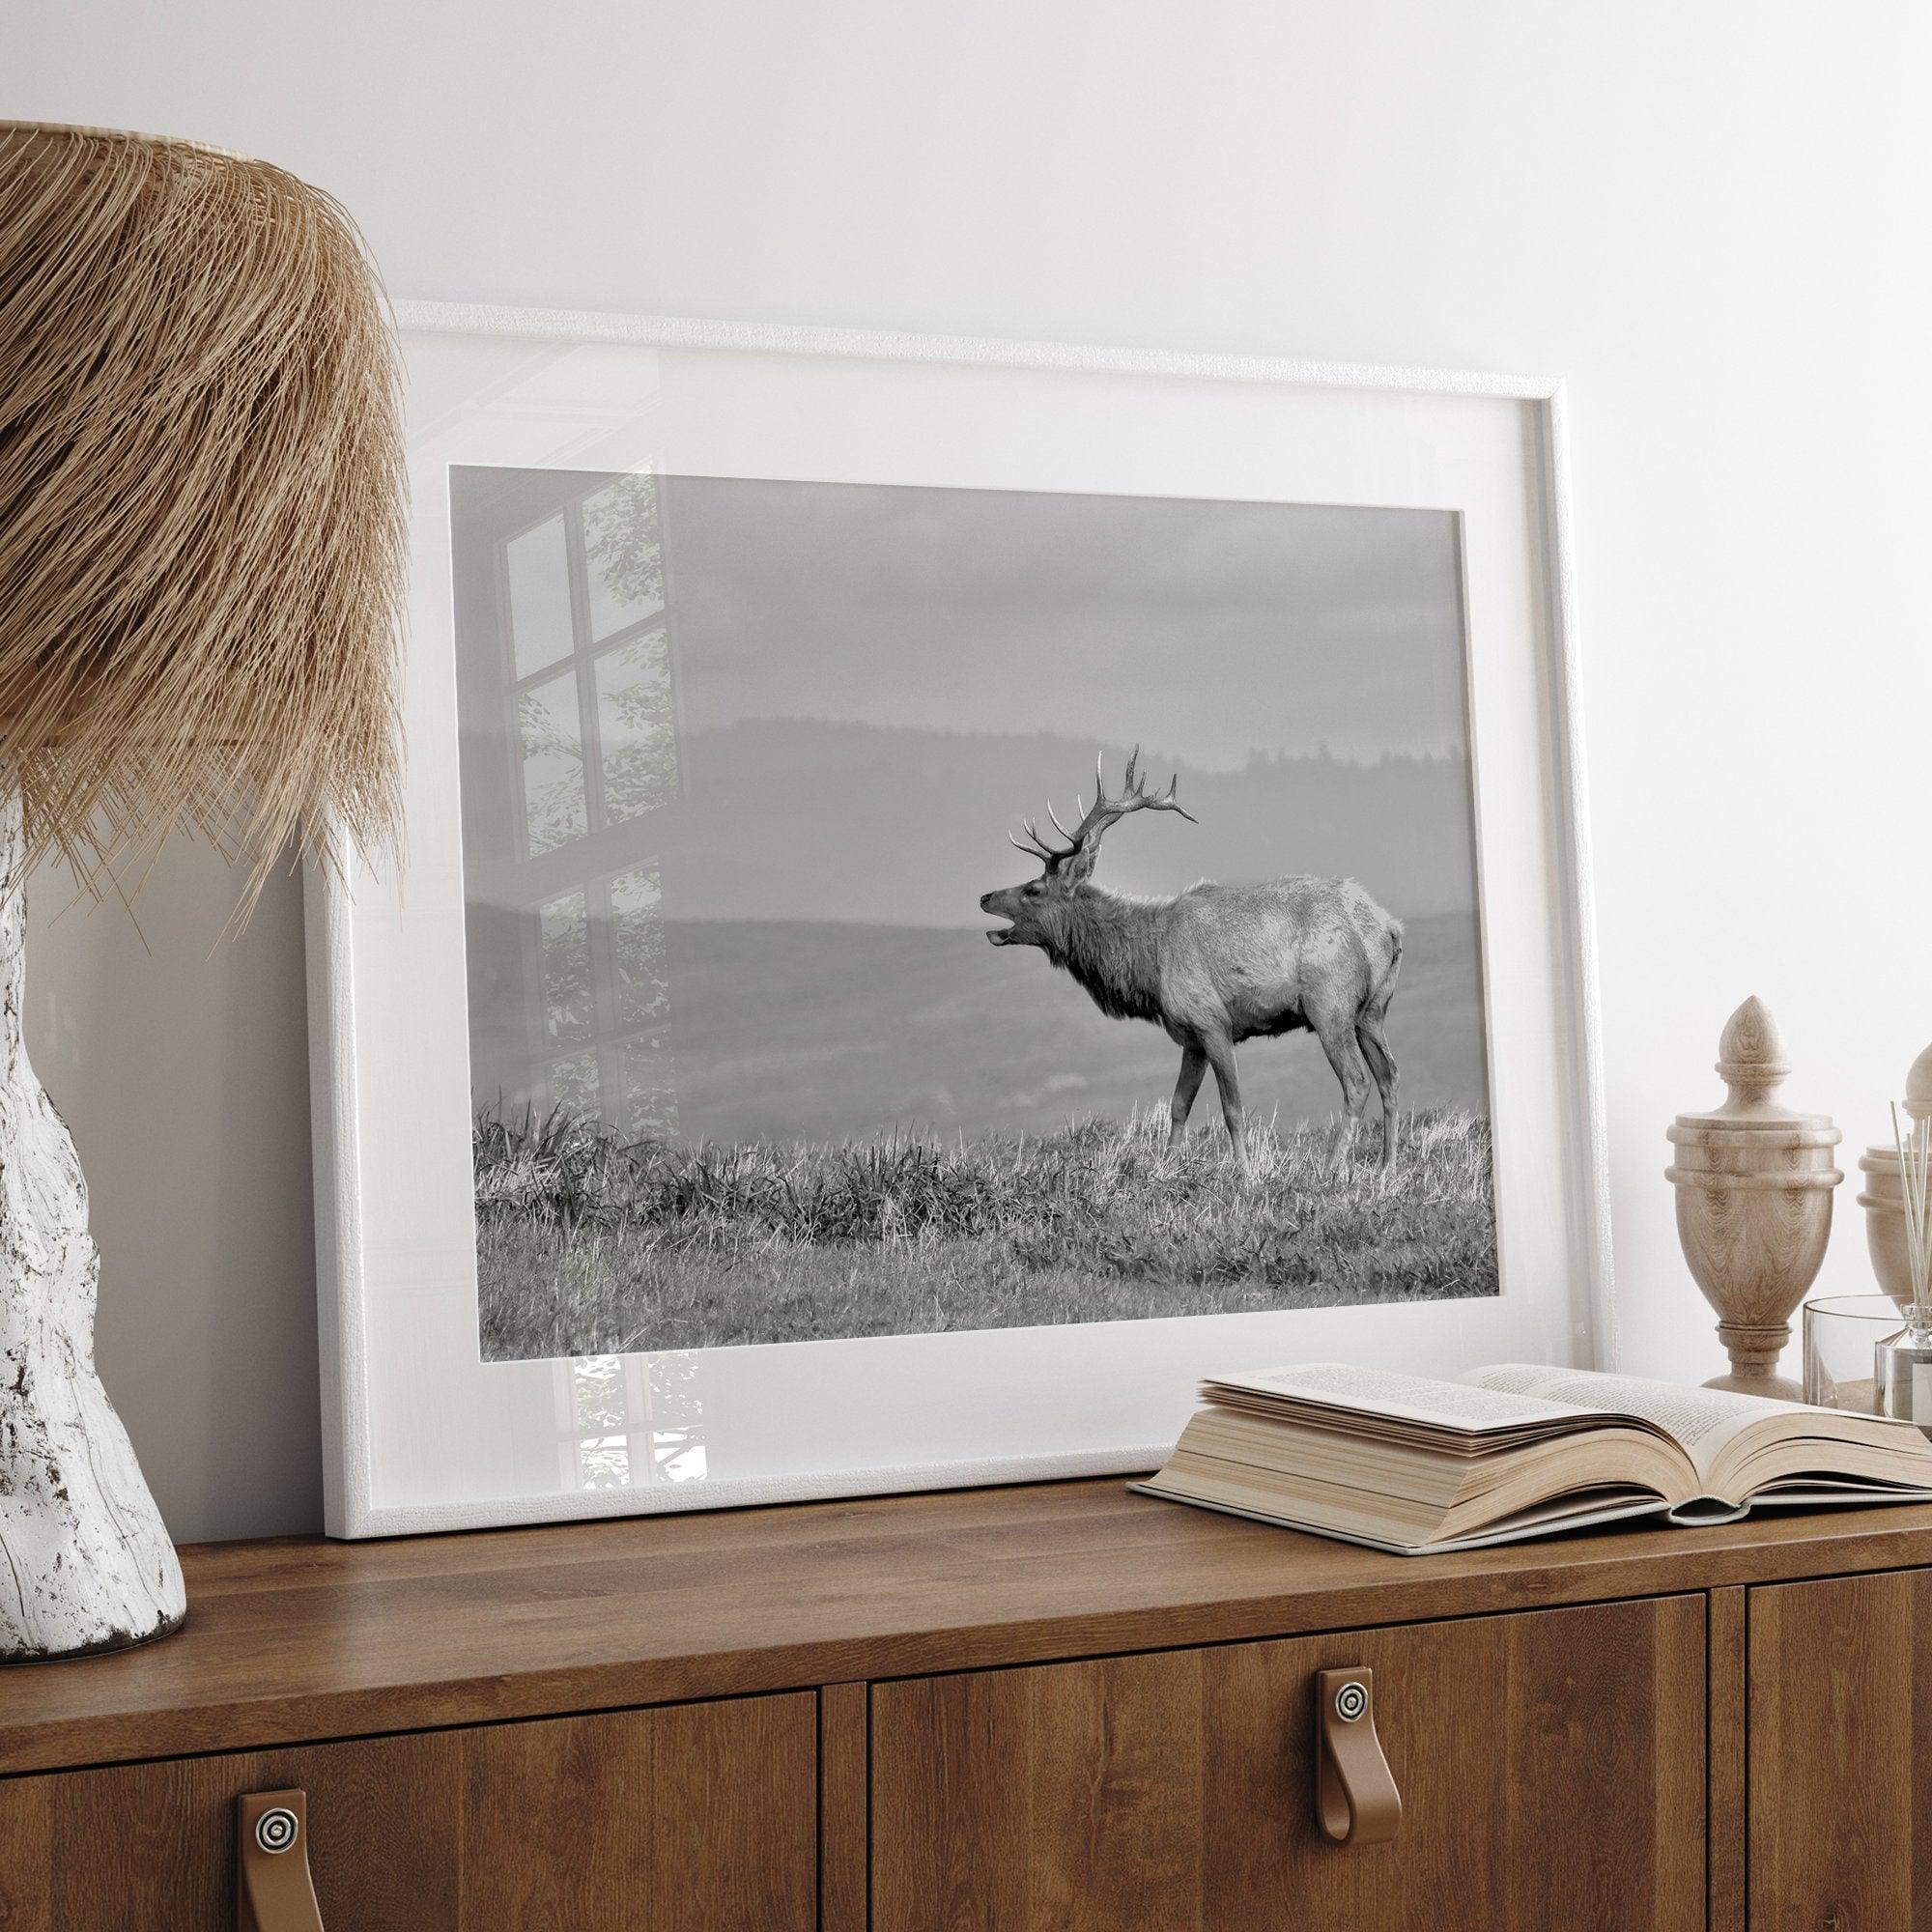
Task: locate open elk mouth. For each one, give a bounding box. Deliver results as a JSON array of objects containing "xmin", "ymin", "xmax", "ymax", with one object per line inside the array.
[{"xmin": 984, "ymin": 923, "xmax": 1013, "ymax": 946}]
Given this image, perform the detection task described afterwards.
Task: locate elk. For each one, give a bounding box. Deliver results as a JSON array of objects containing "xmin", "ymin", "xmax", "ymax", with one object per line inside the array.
[{"xmin": 979, "ymin": 750, "xmax": 1403, "ymax": 1168}]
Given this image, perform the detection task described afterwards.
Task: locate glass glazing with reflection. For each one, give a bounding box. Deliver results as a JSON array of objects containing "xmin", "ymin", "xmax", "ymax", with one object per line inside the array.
[
  {"xmin": 539, "ymin": 890, "xmax": 593, "ymax": 1044},
  {"xmin": 621, "ymin": 1034, "xmax": 679, "ymax": 1140},
  {"xmin": 519, "ymin": 670, "xmax": 588, "ymax": 854},
  {"xmin": 572, "ymin": 1355, "xmax": 633, "ymax": 1488},
  {"xmin": 506, "ymin": 514, "xmax": 574, "ymax": 678},
  {"xmin": 562, "ymin": 1352, "xmax": 708, "ymax": 1491},
  {"xmin": 549, "ymin": 1049, "xmax": 599, "ymax": 1117},
  {"xmin": 594, "ymin": 626, "xmax": 676, "ymax": 824},
  {"xmin": 582, "ymin": 475, "xmax": 666, "ymax": 640},
  {"xmin": 611, "ymin": 863, "xmax": 671, "ymax": 1032}
]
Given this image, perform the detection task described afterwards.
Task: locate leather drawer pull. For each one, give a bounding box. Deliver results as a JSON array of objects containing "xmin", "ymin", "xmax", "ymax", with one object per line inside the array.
[
  {"xmin": 238, "ymin": 1790, "xmax": 325, "ymax": 1931},
  {"xmin": 1315, "ymin": 1667, "xmax": 1401, "ymax": 1846}
]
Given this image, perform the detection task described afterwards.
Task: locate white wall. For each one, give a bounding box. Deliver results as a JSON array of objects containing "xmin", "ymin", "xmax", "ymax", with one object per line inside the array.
[{"xmin": 9, "ymin": 1, "xmax": 1931, "ymax": 1543}]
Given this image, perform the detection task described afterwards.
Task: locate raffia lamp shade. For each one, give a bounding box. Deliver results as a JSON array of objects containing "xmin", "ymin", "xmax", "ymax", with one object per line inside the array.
[
  {"xmin": 0, "ymin": 121, "xmax": 405, "ymax": 891},
  {"xmin": 0, "ymin": 124, "xmax": 406, "ymax": 1660}
]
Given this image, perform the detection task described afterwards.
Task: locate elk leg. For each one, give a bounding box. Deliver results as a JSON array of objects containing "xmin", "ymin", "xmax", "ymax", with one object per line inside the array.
[
  {"xmin": 1202, "ymin": 1035, "xmax": 1248, "ymax": 1171},
  {"xmin": 1312, "ymin": 1011, "xmax": 1371, "ymax": 1162},
  {"xmin": 1169, "ymin": 1042, "xmax": 1208, "ymax": 1144},
  {"xmin": 1355, "ymin": 1016, "xmax": 1399, "ymax": 1163}
]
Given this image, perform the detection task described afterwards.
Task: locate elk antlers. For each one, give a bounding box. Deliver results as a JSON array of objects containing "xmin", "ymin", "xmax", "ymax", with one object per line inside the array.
[{"xmin": 1009, "ymin": 746, "xmax": 1197, "ymax": 867}]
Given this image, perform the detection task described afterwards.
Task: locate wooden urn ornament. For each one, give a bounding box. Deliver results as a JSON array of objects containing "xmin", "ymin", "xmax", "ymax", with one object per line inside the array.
[
  {"xmin": 1858, "ymin": 1042, "xmax": 1932, "ymax": 1306},
  {"xmin": 1665, "ymin": 998, "xmax": 1843, "ymax": 1401}
]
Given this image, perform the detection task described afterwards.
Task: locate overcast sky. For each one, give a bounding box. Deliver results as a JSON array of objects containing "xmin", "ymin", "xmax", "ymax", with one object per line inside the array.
[{"xmin": 660, "ymin": 477, "xmax": 1468, "ymax": 766}]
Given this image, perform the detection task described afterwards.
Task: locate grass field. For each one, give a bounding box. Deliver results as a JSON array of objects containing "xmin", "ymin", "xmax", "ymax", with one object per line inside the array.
[{"xmin": 475, "ymin": 1104, "xmax": 1498, "ymax": 1361}]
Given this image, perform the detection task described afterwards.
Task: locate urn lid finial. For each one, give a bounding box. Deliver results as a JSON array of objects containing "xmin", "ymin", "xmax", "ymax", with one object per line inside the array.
[
  {"xmin": 1675, "ymin": 996, "xmax": 1833, "ymax": 1131},
  {"xmin": 1907, "ymin": 1041, "xmax": 1932, "ymax": 1121},
  {"xmin": 1716, "ymin": 995, "xmax": 1788, "ymax": 1105}
]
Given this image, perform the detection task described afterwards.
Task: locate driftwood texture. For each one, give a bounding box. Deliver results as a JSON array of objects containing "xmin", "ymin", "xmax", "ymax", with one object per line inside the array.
[
  {"xmin": 0, "ymin": 792, "xmax": 185, "ymax": 1657},
  {"xmin": 0, "ymin": 121, "xmax": 406, "ymax": 899}
]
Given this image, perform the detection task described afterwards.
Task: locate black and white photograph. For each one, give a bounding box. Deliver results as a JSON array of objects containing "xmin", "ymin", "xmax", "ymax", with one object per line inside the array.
[{"xmin": 451, "ymin": 468, "xmax": 1497, "ymax": 1361}]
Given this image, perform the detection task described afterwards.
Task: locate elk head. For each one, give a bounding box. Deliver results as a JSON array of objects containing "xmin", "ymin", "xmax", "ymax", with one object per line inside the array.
[{"xmin": 980, "ymin": 747, "xmax": 1196, "ymax": 947}]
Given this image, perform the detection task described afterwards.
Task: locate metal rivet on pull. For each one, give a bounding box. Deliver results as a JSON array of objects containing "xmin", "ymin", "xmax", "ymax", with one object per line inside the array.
[
  {"xmin": 1316, "ymin": 1668, "xmax": 1401, "ymax": 1845},
  {"xmin": 255, "ymin": 1807, "xmax": 300, "ymax": 1856},
  {"xmin": 239, "ymin": 1789, "xmax": 325, "ymax": 1931}
]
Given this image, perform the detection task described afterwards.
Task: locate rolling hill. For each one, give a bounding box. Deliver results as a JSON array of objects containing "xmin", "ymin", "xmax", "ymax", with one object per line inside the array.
[{"xmin": 656, "ymin": 907, "xmax": 1487, "ymax": 1146}]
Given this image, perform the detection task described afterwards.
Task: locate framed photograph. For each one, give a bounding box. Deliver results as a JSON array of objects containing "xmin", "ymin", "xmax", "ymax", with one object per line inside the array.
[{"xmin": 306, "ymin": 303, "xmax": 1611, "ymax": 1537}]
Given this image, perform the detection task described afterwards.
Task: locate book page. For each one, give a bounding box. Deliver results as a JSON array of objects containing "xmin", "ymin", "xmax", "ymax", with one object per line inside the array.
[
  {"xmin": 1208, "ymin": 1362, "xmax": 1604, "ymax": 1434},
  {"xmin": 1463, "ymin": 1365, "xmax": 1798, "ymax": 1478},
  {"xmin": 1130, "ymin": 1478, "xmax": 1679, "ymax": 1555}
]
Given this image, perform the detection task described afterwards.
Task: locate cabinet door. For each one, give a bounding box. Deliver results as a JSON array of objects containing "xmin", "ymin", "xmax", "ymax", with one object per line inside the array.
[
  {"xmin": 0, "ymin": 1691, "xmax": 816, "ymax": 1931},
  {"xmin": 1749, "ymin": 1568, "xmax": 1932, "ymax": 1930},
  {"xmin": 872, "ymin": 1595, "xmax": 1704, "ymax": 1932}
]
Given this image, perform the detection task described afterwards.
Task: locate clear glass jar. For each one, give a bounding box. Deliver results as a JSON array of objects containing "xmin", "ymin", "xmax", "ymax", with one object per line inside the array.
[{"xmin": 1802, "ymin": 1294, "xmax": 1903, "ymax": 1413}]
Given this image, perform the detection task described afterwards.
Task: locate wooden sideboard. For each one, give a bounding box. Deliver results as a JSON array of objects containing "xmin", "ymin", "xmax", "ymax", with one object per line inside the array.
[{"xmin": 0, "ymin": 1477, "xmax": 1928, "ymax": 1928}]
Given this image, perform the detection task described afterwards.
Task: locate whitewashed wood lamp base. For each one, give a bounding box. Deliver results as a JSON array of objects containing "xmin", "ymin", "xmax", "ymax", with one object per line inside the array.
[
  {"xmin": 1666, "ymin": 997, "xmax": 1843, "ymax": 1402},
  {"xmin": 0, "ymin": 796, "xmax": 185, "ymax": 1661}
]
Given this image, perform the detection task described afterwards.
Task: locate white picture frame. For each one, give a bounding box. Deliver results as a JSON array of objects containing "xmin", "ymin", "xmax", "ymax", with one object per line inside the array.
[{"xmin": 306, "ymin": 301, "xmax": 1611, "ymax": 1538}]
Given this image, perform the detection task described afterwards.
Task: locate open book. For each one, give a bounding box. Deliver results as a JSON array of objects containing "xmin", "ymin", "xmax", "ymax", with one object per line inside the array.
[{"xmin": 1132, "ymin": 1362, "xmax": 1932, "ymax": 1555}]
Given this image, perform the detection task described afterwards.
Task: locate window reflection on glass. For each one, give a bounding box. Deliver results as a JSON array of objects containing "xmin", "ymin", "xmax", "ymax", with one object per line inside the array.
[
  {"xmin": 539, "ymin": 891, "xmax": 592, "ymax": 1044},
  {"xmin": 582, "ymin": 475, "xmax": 665, "ymax": 641},
  {"xmin": 474, "ymin": 473, "xmax": 691, "ymax": 1304},
  {"xmin": 620, "ymin": 1034, "xmax": 679, "ymax": 1140},
  {"xmin": 560, "ymin": 1354, "xmax": 705, "ymax": 1492},
  {"xmin": 550, "ymin": 1049, "xmax": 598, "ymax": 1117},
  {"xmin": 571, "ymin": 1355, "xmax": 632, "ymax": 1488},
  {"xmin": 573, "ymin": 1353, "xmax": 626, "ymax": 1431},
  {"xmin": 506, "ymin": 514, "xmax": 574, "ymax": 678},
  {"xmin": 520, "ymin": 670, "xmax": 587, "ymax": 854},
  {"xmin": 594, "ymin": 627, "xmax": 675, "ymax": 824},
  {"xmin": 610, "ymin": 864, "xmax": 671, "ymax": 1031},
  {"xmin": 577, "ymin": 1435, "xmax": 632, "ymax": 1487},
  {"xmin": 645, "ymin": 1352, "xmax": 706, "ymax": 1482}
]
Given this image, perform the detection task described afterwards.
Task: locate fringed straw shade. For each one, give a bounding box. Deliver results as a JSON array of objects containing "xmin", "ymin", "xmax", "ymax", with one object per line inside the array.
[{"xmin": 0, "ymin": 122, "xmax": 405, "ymax": 898}]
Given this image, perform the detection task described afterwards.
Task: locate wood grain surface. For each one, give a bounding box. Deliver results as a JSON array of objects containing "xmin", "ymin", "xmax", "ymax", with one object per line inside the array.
[
  {"xmin": 819, "ymin": 1681, "xmax": 868, "ymax": 1932},
  {"xmin": 871, "ymin": 1593, "xmax": 1706, "ymax": 1931},
  {"xmin": 1707, "ymin": 1584, "xmax": 1747, "ymax": 1932},
  {"xmin": 3, "ymin": 1478, "xmax": 1932, "ymax": 1776},
  {"xmin": 0, "ymin": 1692, "xmax": 815, "ymax": 1931},
  {"xmin": 1749, "ymin": 1568, "xmax": 1932, "ymax": 1930}
]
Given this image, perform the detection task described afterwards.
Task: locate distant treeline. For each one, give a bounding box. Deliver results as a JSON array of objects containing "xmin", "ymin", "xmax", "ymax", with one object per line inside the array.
[
  {"xmin": 1152, "ymin": 743, "xmax": 1477, "ymax": 917},
  {"xmin": 650, "ymin": 721, "xmax": 1481, "ymax": 924}
]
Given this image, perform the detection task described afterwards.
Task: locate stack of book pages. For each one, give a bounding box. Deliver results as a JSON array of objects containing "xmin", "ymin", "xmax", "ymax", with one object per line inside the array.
[{"xmin": 1134, "ymin": 1362, "xmax": 1932, "ymax": 1554}]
